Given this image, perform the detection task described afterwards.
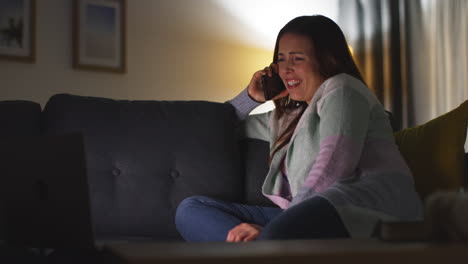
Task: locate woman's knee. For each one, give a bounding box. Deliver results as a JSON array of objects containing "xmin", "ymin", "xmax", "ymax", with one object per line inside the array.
[
  {"xmin": 175, "ymin": 196, "xmax": 208, "ymax": 224},
  {"xmin": 177, "ymin": 196, "xmax": 207, "ymax": 209}
]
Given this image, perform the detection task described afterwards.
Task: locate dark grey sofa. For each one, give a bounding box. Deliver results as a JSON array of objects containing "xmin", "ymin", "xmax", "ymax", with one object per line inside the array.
[
  {"xmin": 3, "ymin": 94, "xmax": 468, "ymax": 245},
  {"xmin": 0, "ymin": 94, "xmax": 274, "ymax": 242}
]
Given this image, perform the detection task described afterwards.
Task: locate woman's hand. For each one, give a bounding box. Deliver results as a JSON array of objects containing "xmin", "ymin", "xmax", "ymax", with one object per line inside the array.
[
  {"xmin": 247, "ymin": 63, "xmax": 289, "ymax": 102},
  {"xmin": 226, "ymin": 223, "xmax": 263, "ymax": 242}
]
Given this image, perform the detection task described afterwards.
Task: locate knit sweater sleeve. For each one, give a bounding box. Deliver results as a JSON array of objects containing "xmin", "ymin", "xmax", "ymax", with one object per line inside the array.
[
  {"xmin": 291, "ymin": 78, "xmax": 371, "ymax": 205},
  {"xmin": 228, "ymin": 88, "xmax": 272, "ymax": 142},
  {"xmin": 228, "ymin": 88, "xmax": 262, "ymax": 120}
]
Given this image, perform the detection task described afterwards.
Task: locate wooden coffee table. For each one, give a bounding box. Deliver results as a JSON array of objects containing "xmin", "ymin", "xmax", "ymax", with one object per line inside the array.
[{"xmin": 104, "ymin": 239, "xmax": 468, "ymax": 264}]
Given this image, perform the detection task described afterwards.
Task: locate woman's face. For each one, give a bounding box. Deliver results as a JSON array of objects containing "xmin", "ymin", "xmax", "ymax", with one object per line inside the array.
[{"xmin": 277, "ymin": 33, "xmax": 325, "ymax": 104}]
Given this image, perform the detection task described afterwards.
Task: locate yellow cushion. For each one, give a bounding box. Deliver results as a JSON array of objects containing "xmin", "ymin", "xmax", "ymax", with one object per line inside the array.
[{"xmin": 394, "ymin": 101, "xmax": 468, "ymax": 201}]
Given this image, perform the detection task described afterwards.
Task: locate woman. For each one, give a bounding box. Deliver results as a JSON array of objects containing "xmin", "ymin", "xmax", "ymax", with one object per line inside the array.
[{"xmin": 175, "ymin": 15, "xmax": 423, "ymax": 242}]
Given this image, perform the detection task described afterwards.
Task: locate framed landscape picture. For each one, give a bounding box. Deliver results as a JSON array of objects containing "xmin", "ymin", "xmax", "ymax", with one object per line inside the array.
[
  {"xmin": 73, "ymin": 0, "xmax": 126, "ymax": 73},
  {"xmin": 0, "ymin": 0, "xmax": 35, "ymax": 62}
]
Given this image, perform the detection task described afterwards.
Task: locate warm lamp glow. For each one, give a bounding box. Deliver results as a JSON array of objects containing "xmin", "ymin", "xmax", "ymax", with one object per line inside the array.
[
  {"xmin": 213, "ymin": 0, "xmax": 338, "ymax": 50},
  {"xmin": 214, "ymin": 0, "xmax": 339, "ymax": 114}
]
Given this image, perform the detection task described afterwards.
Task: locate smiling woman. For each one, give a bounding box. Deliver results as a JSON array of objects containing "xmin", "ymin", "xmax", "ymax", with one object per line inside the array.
[
  {"xmin": 175, "ymin": 15, "xmax": 424, "ymax": 243},
  {"xmin": 277, "ymin": 33, "xmax": 324, "ymax": 103}
]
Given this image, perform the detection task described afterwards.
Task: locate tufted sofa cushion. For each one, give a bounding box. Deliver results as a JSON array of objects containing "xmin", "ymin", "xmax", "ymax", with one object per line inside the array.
[{"xmin": 41, "ymin": 94, "xmax": 243, "ymax": 241}]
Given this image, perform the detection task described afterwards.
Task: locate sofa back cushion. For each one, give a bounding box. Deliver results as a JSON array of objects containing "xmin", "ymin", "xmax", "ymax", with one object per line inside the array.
[
  {"xmin": 0, "ymin": 100, "xmax": 41, "ymax": 137},
  {"xmin": 394, "ymin": 100, "xmax": 468, "ymax": 201},
  {"xmin": 42, "ymin": 94, "xmax": 243, "ymax": 241}
]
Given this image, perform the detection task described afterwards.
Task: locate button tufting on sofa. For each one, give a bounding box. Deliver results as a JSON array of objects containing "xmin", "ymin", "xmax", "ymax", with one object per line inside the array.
[
  {"xmin": 39, "ymin": 93, "xmax": 244, "ymax": 241},
  {"xmin": 170, "ymin": 169, "xmax": 180, "ymax": 179},
  {"xmin": 112, "ymin": 168, "xmax": 121, "ymax": 177}
]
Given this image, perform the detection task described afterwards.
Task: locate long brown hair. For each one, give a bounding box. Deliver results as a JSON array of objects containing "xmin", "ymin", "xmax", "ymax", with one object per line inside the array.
[{"xmin": 269, "ymin": 15, "xmax": 365, "ymax": 163}]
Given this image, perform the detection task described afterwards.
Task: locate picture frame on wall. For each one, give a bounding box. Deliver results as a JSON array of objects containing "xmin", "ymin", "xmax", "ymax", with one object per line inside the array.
[
  {"xmin": 0, "ymin": 0, "xmax": 36, "ymax": 62},
  {"xmin": 73, "ymin": 0, "xmax": 126, "ymax": 73}
]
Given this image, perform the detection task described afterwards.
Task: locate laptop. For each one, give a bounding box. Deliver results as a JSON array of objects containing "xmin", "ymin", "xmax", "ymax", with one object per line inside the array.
[{"xmin": 0, "ymin": 133, "xmax": 95, "ymax": 250}]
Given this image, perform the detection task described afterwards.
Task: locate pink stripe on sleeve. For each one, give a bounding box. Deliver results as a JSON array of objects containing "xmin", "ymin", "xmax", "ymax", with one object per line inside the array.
[{"xmin": 303, "ymin": 135, "xmax": 363, "ymax": 192}]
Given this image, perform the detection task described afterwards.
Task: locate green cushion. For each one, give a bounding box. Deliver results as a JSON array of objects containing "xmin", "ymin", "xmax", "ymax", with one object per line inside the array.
[{"xmin": 394, "ymin": 101, "xmax": 468, "ymax": 201}]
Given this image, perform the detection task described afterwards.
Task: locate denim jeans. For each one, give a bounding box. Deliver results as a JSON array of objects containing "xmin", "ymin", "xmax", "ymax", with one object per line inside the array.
[{"xmin": 175, "ymin": 195, "xmax": 350, "ymax": 242}]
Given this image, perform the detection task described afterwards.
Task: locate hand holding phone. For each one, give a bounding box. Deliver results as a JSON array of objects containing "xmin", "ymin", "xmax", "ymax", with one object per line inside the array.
[{"xmin": 262, "ymin": 73, "xmax": 286, "ymax": 101}]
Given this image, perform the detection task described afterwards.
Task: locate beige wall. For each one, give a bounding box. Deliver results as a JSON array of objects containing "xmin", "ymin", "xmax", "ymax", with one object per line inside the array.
[{"xmin": 0, "ymin": 0, "xmax": 273, "ymax": 108}]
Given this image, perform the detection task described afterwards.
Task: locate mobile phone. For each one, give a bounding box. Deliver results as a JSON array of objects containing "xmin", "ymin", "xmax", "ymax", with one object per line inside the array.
[{"xmin": 262, "ymin": 73, "xmax": 286, "ymax": 101}]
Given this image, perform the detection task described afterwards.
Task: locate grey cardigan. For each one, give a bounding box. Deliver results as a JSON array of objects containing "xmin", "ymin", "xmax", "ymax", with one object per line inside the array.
[{"xmin": 229, "ymin": 73, "xmax": 423, "ymax": 238}]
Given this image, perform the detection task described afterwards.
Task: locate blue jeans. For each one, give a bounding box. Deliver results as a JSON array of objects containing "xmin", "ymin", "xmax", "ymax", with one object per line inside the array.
[{"xmin": 175, "ymin": 195, "xmax": 350, "ymax": 241}]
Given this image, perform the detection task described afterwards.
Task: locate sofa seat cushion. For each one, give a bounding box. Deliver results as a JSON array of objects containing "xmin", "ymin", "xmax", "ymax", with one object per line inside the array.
[
  {"xmin": 42, "ymin": 94, "xmax": 243, "ymax": 240},
  {"xmin": 394, "ymin": 100, "xmax": 468, "ymax": 201}
]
